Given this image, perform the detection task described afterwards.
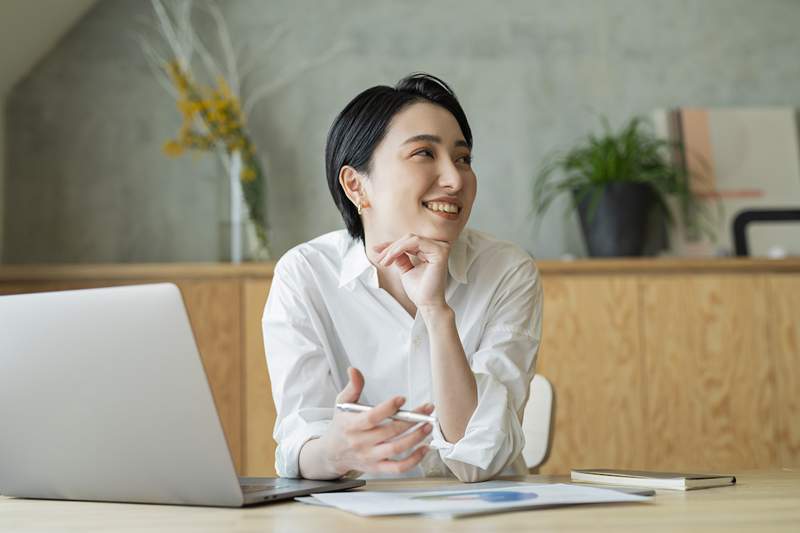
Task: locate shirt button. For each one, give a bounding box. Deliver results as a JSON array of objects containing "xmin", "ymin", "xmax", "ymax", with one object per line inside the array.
[{"xmin": 412, "ymin": 336, "xmax": 422, "ymax": 349}]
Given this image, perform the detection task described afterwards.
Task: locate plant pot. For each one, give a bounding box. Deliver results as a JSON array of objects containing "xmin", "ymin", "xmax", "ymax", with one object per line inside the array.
[{"xmin": 574, "ymin": 182, "xmax": 657, "ymax": 257}]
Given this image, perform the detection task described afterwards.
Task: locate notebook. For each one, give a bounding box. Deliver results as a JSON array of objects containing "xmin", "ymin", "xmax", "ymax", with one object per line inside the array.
[{"xmin": 571, "ymin": 469, "xmax": 736, "ymax": 491}]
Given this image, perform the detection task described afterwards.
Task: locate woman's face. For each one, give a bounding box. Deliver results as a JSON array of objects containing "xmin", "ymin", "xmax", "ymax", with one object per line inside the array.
[{"xmin": 360, "ymin": 102, "xmax": 477, "ymax": 244}]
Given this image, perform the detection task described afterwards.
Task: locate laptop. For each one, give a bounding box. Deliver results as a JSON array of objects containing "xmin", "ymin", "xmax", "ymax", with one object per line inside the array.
[{"xmin": 0, "ymin": 283, "xmax": 364, "ymax": 507}]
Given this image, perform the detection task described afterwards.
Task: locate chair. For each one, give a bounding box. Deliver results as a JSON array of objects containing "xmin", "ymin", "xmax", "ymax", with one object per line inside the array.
[
  {"xmin": 521, "ymin": 373, "xmax": 554, "ymax": 472},
  {"xmin": 732, "ymin": 208, "xmax": 800, "ymax": 256}
]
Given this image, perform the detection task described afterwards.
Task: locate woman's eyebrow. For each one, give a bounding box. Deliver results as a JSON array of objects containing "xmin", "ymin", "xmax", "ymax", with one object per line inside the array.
[{"xmin": 401, "ymin": 134, "xmax": 469, "ymax": 149}]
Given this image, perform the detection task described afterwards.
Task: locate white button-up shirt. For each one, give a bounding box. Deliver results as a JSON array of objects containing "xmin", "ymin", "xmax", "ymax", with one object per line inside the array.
[{"xmin": 262, "ymin": 228, "xmax": 542, "ymax": 482}]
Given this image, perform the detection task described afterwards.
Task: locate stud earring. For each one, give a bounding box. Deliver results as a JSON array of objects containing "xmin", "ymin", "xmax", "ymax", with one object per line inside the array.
[{"xmin": 357, "ymin": 201, "xmax": 363, "ymax": 215}]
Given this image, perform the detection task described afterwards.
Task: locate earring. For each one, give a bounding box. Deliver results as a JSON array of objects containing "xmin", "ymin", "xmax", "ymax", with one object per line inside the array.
[{"xmin": 357, "ymin": 201, "xmax": 363, "ymax": 215}]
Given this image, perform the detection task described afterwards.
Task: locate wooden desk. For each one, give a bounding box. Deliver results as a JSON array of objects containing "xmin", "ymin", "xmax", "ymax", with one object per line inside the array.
[{"xmin": 0, "ymin": 470, "xmax": 797, "ymax": 532}]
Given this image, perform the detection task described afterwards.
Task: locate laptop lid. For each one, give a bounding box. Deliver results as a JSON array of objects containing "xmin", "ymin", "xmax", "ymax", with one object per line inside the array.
[{"xmin": 0, "ymin": 283, "xmax": 245, "ymax": 507}]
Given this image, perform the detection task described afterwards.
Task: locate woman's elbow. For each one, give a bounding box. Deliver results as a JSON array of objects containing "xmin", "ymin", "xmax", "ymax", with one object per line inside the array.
[{"xmin": 450, "ymin": 462, "xmax": 502, "ymax": 483}]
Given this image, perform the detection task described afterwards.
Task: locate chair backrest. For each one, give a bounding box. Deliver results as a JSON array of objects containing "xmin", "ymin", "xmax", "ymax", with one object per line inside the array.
[
  {"xmin": 521, "ymin": 373, "xmax": 554, "ymax": 471},
  {"xmin": 732, "ymin": 208, "xmax": 800, "ymax": 256}
]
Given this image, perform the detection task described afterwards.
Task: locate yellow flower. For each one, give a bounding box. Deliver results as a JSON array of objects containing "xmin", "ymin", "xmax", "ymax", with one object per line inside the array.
[
  {"xmin": 163, "ymin": 139, "xmax": 185, "ymax": 157},
  {"xmin": 177, "ymin": 99, "xmax": 200, "ymax": 119},
  {"xmin": 216, "ymin": 76, "xmax": 233, "ymax": 98},
  {"xmin": 167, "ymin": 61, "xmax": 191, "ymax": 94},
  {"xmin": 241, "ymin": 166, "xmax": 257, "ymax": 182}
]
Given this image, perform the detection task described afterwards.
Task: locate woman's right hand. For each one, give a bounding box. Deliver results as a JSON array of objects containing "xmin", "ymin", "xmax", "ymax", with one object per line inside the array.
[{"xmin": 319, "ymin": 367, "xmax": 434, "ymax": 476}]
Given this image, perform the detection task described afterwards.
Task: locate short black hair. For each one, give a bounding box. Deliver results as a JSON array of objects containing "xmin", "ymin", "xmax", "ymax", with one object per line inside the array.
[{"xmin": 325, "ymin": 72, "xmax": 473, "ymax": 244}]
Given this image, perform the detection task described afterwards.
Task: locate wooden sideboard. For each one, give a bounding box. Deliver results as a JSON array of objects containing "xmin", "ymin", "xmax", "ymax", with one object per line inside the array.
[{"xmin": 1, "ymin": 258, "xmax": 798, "ymax": 476}]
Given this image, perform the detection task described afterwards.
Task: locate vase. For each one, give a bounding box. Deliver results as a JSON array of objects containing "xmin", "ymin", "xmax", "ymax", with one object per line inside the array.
[
  {"xmin": 574, "ymin": 182, "xmax": 657, "ymax": 257},
  {"xmin": 224, "ymin": 150, "xmax": 271, "ymax": 262},
  {"xmin": 228, "ymin": 150, "xmax": 245, "ymax": 263},
  {"xmin": 244, "ymin": 217, "xmax": 271, "ymax": 261}
]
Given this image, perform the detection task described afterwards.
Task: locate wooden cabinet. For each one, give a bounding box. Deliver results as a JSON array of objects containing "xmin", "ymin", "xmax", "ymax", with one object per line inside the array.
[
  {"xmin": 640, "ymin": 274, "xmax": 776, "ymax": 472},
  {"xmin": 1, "ymin": 259, "xmax": 798, "ymax": 476},
  {"xmin": 536, "ymin": 260, "xmax": 800, "ymax": 474},
  {"xmin": 767, "ymin": 275, "xmax": 800, "ymax": 468},
  {"xmin": 535, "ymin": 276, "xmax": 646, "ymax": 472}
]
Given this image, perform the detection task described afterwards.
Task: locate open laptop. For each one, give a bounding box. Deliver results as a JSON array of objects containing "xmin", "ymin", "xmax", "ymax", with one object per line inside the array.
[{"xmin": 0, "ymin": 283, "xmax": 364, "ymax": 507}]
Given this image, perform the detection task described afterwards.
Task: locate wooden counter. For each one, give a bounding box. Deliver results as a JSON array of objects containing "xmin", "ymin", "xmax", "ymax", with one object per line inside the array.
[{"xmin": 1, "ymin": 258, "xmax": 798, "ymax": 476}]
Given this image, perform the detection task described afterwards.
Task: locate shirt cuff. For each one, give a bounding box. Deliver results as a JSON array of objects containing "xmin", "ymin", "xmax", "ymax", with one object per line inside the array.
[{"xmin": 428, "ymin": 372, "xmax": 523, "ymax": 479}]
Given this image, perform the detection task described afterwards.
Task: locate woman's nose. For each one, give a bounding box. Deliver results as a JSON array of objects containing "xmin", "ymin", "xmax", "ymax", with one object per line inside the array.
[{"xmin": 438, "ymin": 159, "xmax": 464, "ymax": 191}]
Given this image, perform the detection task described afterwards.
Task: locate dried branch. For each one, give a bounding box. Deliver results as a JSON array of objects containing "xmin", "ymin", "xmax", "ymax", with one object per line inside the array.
[
  {"xmin": 136, "ymin": 34, "xmax": 178, "ymax": 97},
  {"xmin": 243, "ymin": 40, "xmax": 349, "ymax": 115},
  {"xmin": 187, "ymin": 23, "xmax": 225, "ymax": 85},
  {"xmin": 150, "ymin": 0, "xmax": 191, "ymax": 68},
  {"xmin": 238, "ymin": 23, "xmax": 288, "ymax": 81},
  {"xmin": 195, "ymin": 2, "xmax": 240, "ymax": 96}
]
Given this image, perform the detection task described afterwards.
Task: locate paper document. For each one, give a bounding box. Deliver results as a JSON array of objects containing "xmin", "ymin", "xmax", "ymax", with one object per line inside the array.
[{"xmin": 309, "ymin": 482, "xmax": 650, "ymax": 518}]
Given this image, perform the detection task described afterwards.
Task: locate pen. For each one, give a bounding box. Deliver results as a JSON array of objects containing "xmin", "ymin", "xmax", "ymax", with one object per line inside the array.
[{"xmin": 335, "ymin": 403, "xmax": 436, "ymax": 424}]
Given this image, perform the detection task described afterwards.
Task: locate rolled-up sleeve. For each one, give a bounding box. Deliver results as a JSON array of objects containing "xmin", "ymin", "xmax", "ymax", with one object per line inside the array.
[
  {"xmin": 429, "ymin": 258, "xmax": 543, "ymax": 482},
  {"xmin": 262, "ymin": 256, "xmax": 337, "ymax": 478}
]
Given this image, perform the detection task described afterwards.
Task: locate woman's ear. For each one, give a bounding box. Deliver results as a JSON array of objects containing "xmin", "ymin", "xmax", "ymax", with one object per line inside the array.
[{"xmin": 339, "ymin": 165, "xmax": 369, "ymax": 209}]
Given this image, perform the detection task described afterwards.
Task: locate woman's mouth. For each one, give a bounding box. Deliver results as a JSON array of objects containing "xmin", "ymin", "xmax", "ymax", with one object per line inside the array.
[{"xmin": 422, "ymin": 201, "xmax": 461, "ymax": 220}]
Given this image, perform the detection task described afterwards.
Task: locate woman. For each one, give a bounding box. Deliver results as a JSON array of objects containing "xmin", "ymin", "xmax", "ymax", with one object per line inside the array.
[{"xmin": 263, "ymin": 73, "xmax": 542, "ymax": 482}]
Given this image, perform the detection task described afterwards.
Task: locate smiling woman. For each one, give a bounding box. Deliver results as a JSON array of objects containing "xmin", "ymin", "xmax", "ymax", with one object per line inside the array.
[{"xmin": 262, "ymin": 73, "xmax": 543, "ymax": 483}]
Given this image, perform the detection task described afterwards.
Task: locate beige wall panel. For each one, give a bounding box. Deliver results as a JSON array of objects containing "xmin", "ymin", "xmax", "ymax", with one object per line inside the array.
[
  {"xmin": 536, "ymin": 275, "xmax": 644, "ymax": 474},
  {"xmin": 767, "ymin": 274, "xmax": 800, "ymax": 468},
  {"xmin": 242, "ymin": 279, "xmax": 276, "ymax": 476},
  {"xmin": 642, "ymin": 274, "xmax": 777, "ymax": 471}
]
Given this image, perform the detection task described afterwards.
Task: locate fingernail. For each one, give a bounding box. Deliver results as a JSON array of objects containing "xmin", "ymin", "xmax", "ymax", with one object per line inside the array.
[
  {"xmin": 396, "ymin": 396, "xmax": 405, "ymax": 407},
  {"xmin": 423, "ymin": 424, "xmax": 432, "ymax": 433}
]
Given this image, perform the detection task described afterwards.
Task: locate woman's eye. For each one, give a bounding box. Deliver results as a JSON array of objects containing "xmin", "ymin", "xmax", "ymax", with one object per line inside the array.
[
  {"xmin": 414, "ymin": 149, "xmax": 434, "ymax": 158},
  {"xmin": 458, "ymin": 155, "xmax": 473, "ymax": 165}
]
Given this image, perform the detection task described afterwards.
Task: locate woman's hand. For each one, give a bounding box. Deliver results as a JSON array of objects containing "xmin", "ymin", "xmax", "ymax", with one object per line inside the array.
[
  {"xmin": 373, "ymin": 233, "xmax": 451, "ymax": 310},
  {"xmin": 319, "ymin": 367, "xmax": 434, "ymax": 476}
]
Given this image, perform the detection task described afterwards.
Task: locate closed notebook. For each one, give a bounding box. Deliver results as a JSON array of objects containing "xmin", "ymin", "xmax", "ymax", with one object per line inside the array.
[{"xmin": 570, "ymin": 469, "xmax": 736, "ymax": 491}]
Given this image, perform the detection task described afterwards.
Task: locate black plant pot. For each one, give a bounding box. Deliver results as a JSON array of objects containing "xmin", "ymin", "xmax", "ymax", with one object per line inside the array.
[{"xmin": 574, "ymin": 182, "xmax": 657, "ymax": 257}]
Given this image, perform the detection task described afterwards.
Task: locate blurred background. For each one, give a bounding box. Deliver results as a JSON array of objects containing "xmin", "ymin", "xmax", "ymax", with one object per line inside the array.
[{"xmin": 2, "ymin": 0, "xmax": 799, "ymax": 264}]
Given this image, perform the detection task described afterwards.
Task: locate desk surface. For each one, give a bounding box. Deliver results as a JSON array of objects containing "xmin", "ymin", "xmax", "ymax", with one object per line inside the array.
[{"xmin": 1, "ymin": 470, "xmax": 798, "ymax": 532}]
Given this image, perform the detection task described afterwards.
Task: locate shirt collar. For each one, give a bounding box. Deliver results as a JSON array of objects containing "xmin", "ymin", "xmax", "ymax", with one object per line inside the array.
[{"xmin": 338, "ymin": 233, "xmax": 469, "ymax": 289}]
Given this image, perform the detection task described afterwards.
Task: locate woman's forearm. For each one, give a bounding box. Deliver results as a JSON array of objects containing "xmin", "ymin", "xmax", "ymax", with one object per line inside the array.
[{"xmin": 420, "ymin": 304, "xmax": 477, "ymax": 442}]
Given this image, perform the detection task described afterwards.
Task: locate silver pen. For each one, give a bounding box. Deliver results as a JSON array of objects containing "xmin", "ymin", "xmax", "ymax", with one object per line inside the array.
[{"xmin": 335, "ymin": 402, "xmax": 436, "ymax": 424}]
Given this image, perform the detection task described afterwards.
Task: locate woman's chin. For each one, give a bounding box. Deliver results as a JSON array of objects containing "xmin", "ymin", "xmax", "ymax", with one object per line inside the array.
[{"xmin": 416, "ymin": 223, "xmax": 464, "ymax": 243}]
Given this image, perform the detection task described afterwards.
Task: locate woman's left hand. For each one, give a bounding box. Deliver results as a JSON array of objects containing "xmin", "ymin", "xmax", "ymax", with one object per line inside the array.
[{"xmin": 373, "ymin": 233, "xmax": 451, "ymax": 310}]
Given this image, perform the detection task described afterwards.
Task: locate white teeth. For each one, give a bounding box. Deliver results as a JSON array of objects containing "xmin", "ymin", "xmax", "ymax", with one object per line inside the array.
[{"xmin": 424, "ymin": 202, "xmax": 459, "ymax": 214}]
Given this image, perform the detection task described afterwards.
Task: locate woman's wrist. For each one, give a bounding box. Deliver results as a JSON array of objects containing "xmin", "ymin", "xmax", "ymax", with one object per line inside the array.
[
  {"xmin": 418, "ymin": 302, "xmax": 454, "ymax": 326},
  {"xmin": 317, "ymin": 434, "xmax": 349, "ymax": 477},
  {"xmin": 299, "ymin": 435, "xmax": 346, "ymax": 480}
]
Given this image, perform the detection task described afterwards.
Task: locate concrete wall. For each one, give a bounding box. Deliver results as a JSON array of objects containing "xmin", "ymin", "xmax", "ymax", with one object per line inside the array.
[
  {"xmin": 4, "ymin": 0, "xmax": 800, "ymax": 263},
  {"xmin": 0, "ymin": 0, "xmax": 97, "ymax": 261}
]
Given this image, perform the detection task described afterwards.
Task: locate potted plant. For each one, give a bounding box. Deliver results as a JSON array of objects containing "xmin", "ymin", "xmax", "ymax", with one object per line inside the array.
[{"xmin": 532, "ymin": 116, "xmax": 717, "ymax": 257}]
